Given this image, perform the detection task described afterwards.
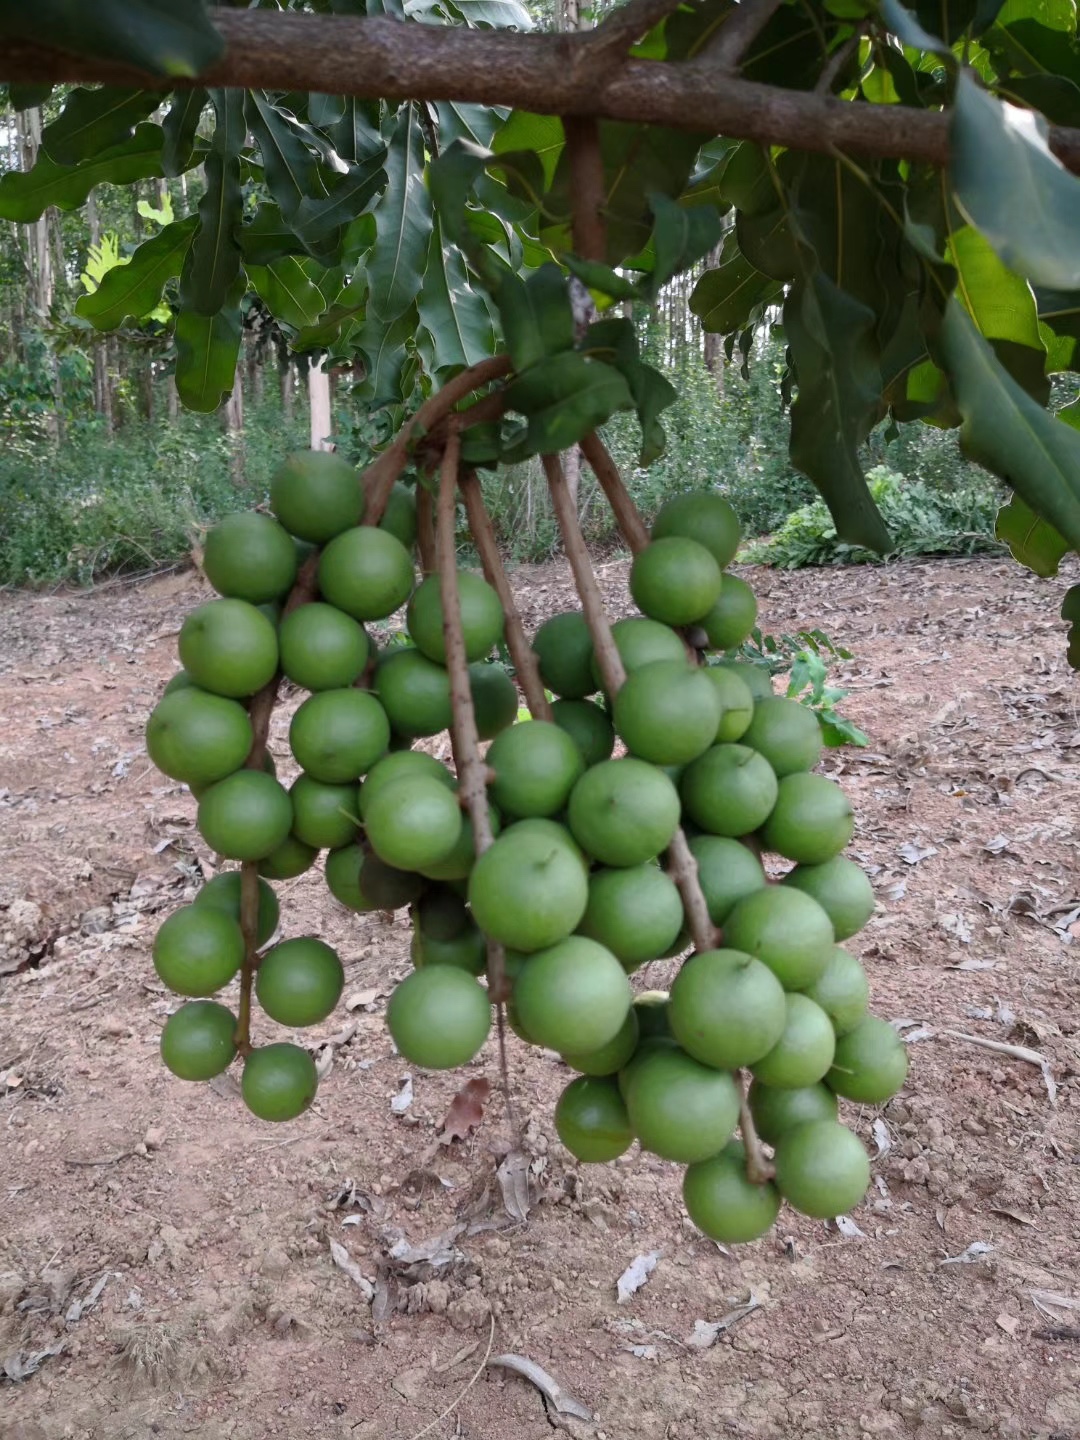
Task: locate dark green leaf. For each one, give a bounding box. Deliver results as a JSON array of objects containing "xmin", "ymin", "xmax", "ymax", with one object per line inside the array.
[
  {"xmin": 690, "ymin": 233, "xmax": 783, "ymax": 333},
  {"xmin": 504, "ymin": 354, "xmax": 634, "ymax": 459},
  {"xmin": 8, "ymin": 84, "xmax": 53, "ymax": 109},
  {"xmin": 367, "ymin": 104, "xmax": 433, "ymax": 323},
  {"xmin": 435, "ymin": 101, "xmax": 504, "ymax": 151},
  {"xmin": 309, "ymin": 93, "xmax": 347, "ymax": 129},
  {"xmin": 0, "ymin": 0, "xmax": 223, "ymax": 77},
  {"xmin": 357, "ymin": 306, "xmax": 419, "ymax": 406},
  {"xmin": 417, "ymin": 221, "xmax": 497, "ymax": 374},
  {"xmin": 1005, "ymin": 74, "xmax": 1080, "ymax": 125},
  {"xmin": 1061, "ymin": 583, "xmax": 1080, "ymax": 668},
  {"xmin": 879, "ymin": 0, "xmax": 954, "ymax": 54},
  {"xmin": 246, "ymin": 257, "xmax": 336, "ymax": 330},
  {"xmin": 330, "ymin": 98, "xmax": 383, "ymax": 166},
  {"xmin": 180, "ymin": 90, "xmax": 244, "ymax": 316},
  {"xmin": 175, "ymin": 275, "xmax": 245, "ymax": 413},
  {"xmin": 940, "ymin": 297, "xmax": 1080, "ymax": 549},
  {"xmin": 42, "ymin": 88, "xmax": 159, "ymax": 167},
  {"xmin": 76, "ymin": 215, "xmax": 196, "ymax": 329},
  {"xmin": 584, "ymin": 317, "xmax": 677, "ymax": 465},
  {"xmin": 293, "ymin": 149, "xmax": 386, "ymax": 249},
  {"xmin": 162, "ymin": 89, "xmax": 206, "ymax": 177},
  {"xmin": 492, "ymin": 110, "xmax": 564, "ymax": 186},
  {"xmin": 0, "ymin": 124, "xmax": 163, "ymax": 222},
  {"xmin": 291, "ymin": 275, "xmax": 367, "ymax": 351},
  {"xmin": 950, "ymin": 70, "xmax": 1080, "ymax": 289},
  {"xmin": 995, "ymin": 493, "xmax": 1070, "ymax": 574},
  {"xmin": 640, "ymin": 194, "xmax": 724, "ymax": 300},
  {"xmin": 238, "ymin": 204, "xmax": 309, "ymax": 267},
  {"xmin": 246, "ymin": 91, "xmax": 323, "ymax": 223}
]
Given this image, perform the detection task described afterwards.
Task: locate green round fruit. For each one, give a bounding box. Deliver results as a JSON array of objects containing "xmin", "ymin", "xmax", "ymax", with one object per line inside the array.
[
  {"xmin": 751, "ymin": 993, "xmax": 836, "ymax": 1089},
  {"xmin": 567, "ymin": 757, "xmax": 681, "ymax": 868},
  {"xmin": 163, "ymin": 670, "xmax": 197, "ymax": 695},
  {"xmin": 680, "ymin": 743, "xmax": 778, "ymax": 837},
  {"xmin": 593, "ymin": 616, "xmax": 686, "ymax": 691},
  {"xmin": 360, "ymin": 749, "xmax": 455, "ymax": 819},
  {"xmin": 146, "ymin": 688, "xmax": 253, "ymax": 789},
  {"xmin": 747, "ymin": 1079, "xmax": 838, "ymax": 1146},
  {"xmin": 532, "ymin": 611, "xmax": 595, "ymax": 699},
  {"xmin": 507, "ymin": 816, "xmax": 587, "ymax": 865},
  {"xmin": 178, "ymin": 599, "xmax": 279, "ymax": 699},
  {"xmin": 688, "ymin": 835, "xmax": 766, "ymax": 924},
  {"xmin": 487, "ymin": 720, "xmax": 584, "ymax": 819},
  {"xmin": 289, "ymin": 689, "xmax": 389, "ymax": 784},
  {"xmin": 380, "ymin": 481, "xmax": 418, "ymax": 550},
  {"xmin": 702, "ymin": 665, "xmax": 755, "ymax": 742},
  {"xmin": 364, "ymin": 774, "xmax": 463, "ymax": 871},
  {"xmin": 669, "ymin": 948, "xmax": 787, "ymax": 1069},
  {"xmin": 613, "ymin": 660, "xmax": 721, "ymax": 766},
  {"xmin": 652, "ymin": 491, "xmax": 741, "ymax": 569},
  {"xmin": 160, "ymin": 1000, "xmax": 237, "ymax": 1081},
  {"xmin": 723, "ymin": 886, "xmax": 834, "ymax": 990},
  {"xmin": 203, "ymin": 511, "xmax": 298, "ymax": 604},
  {"xmin": 561, "ymin": 1008, "xmax": 640, "ymax": 1076},
  {"xmin": 289, "ymin": 774, "xmax": 361, "ymax": 850},
  {"xmin": 194, "ymin": 871, "xmax": 279, "ymax": 947},
  {"xmin": 241, "ymin": 1042, "xmax": 319, "ymax": 1122},
  {"xmin": 773, "ymin": 1120, "xmax": 870, "ymax": 1219},
  {"xmin": 827, "ymin": 1016, "xmax": 908, "ymax": 1103},
  {"xmin": 577, "ymin": 864, "xmax": 683, "ymax": 971},
  {"xmin": 551, "ymin": 698, "xmax": 614, "ymax": 768},
  {"xmin": 417, "ymin": 806, "xmax": 500, "ymax": 882},
  {"xmin": 256, "ymin": 936, "xmax": 344, "ymax": 1027},
  {"xmin": 278, "ymin": 603, "xmax": 370, "ymax": 692},
  {"xmin": 743, "ymin": 697, "xmax": 822, "ymax": 777},
  {"xmin": 407, "ymin": 571, "xmax": 504, "ymax": 663},
  {"xmin": 802, "ymin": 947, "xmax": 869, "ymax": 1037},
  {"xmin": 468, "ymin": 824, "xmax": 588, "ymax": 952},
  {"xmin": 622, "ymin": 1046, "xmax": 740, "ymax": 1163},
  {"xmin": 270, "ymin": 450, "xmax": 363, "ymax": 543},
  {"xmin": 555, "ymin": 1076, "xmax": 633, "ymax": 1163},
  {"xmin": 324, "ymin": 843, "xmax": 392, "ymax": 912},
  {"xmin": 713, "ymin": 659, "xmax": 772, "ymax": 701},
  {"xmin": 375, "ymin": 649, "xmax": 452, "ymax": 738},
  {"xmin": 153, "ymin": 904, "xmax": 244, "ymax": 996},
  {"xmin": 411, "ymin": 922, "xmax": 486, "ymax": 975},
  {"xmin": 629, "ymin": 537, "xmax": 723, "ymax": 627},
  {"xmin": 318, "ymin": 526, "xmax": 415, "ymax": 621},
  {"xmin": 197, "ymin": 770, "xmax": 294, "ymax": 862},
  {"xmin": 782, "ymin": 855, "xmax": 875, "ymax": 942},
  {"xmin": 633, "ymin": 991, "xmax": 672, "ymax": 1038},
  {"xmin": 513, "ymin": 937, "xmax": 631, "ymax": 1054},
  {"xmin": 259, "ymin": 835, "xmax": 318, "ymax": 880},
  {"xmin": 362, "ymin": 852, "xmax": 425, "ymax": 909},
  {"xmin": 683, "ymin": 1141, "xmax": 781, "ymax": 1243},
  {"xmin": 470, "ymin": 663, "xmax": 518, "ymax": 740},
  {"xmin": 387, "ymin": 966, "xmax": 491, "ymax": 1069},
  {"xmin": 699, "ymin": 575, "xmax": 758, "ymax": 651},
  {"xmin": 416, "ymin": 887, "xmax": 470, "ymax": 941},
  {"xmin": 762, "ymin": 773, "xmax": 854, "ymax": 864}
]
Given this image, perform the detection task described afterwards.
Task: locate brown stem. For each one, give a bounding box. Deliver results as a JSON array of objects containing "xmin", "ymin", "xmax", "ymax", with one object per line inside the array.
[
  {"xmin": 362, "ymin": 354, "xmax": 513, "ymax": 525},
  {"xmin": 665, "ymin": 829, "xmax": 719, "ymax": 953},
  {"xmin": 416, "ymin": 484, "xmax": 437, "ymax": 576},
  {"xmin": 814, "ymin": 23, "xmax": 868, "ymax": 95},
  {"xmin": 579, "ymin": 431, "xmax": 650, "ymax": 554},
  {"xmin": 700, "ymin": 0, "xmax": 785, "ymax": 69},
  {"xmin": 739, "ymin": 1085, "xmax": 775, "ymax": 1184},
  {"xmin": 459, "ymin": 469, "xmax": 552, "ymax": 722},
  {"xmin": 565, "ymin": 115, "xmax": 608, "ymax": 264}
]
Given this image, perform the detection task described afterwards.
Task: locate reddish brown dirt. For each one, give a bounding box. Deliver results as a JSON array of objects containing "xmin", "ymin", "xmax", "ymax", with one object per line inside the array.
[{"xmin": 2, "ymin": 555, "xmax": 1079, "ymax": 1440}]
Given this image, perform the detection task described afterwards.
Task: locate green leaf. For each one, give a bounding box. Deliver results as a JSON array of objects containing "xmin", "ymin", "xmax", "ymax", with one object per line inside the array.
[
  {"xmin": 1061, "ymin": 583, "xmax": 1080, "ymax": 668},
  {"xmin": 786, "ymin": 272, "xmax": 892, "ymax": 553},
  {"xmin": 175, "ymin": 274, "xmax": 245, "ymax": 413},
  {"xmin": 417, "ymin": 221, "xmax": 497, "ymax": 374},
  {"xmin": 0, "ymin": 0, "xmax": 223, "ymax": 77},
  {"xmin": 357, "ymin": 306, "xmax": 420, "ymax": 406},
  {"xmin": 330, "ymin": 98, "xmax": 384, "ymax": 166},
  {"xmin": 246, "ymin": 91, "xmax": 323, "ymax": 224},
  {"xmin": 950, "ymin": 70, "xmax": 1080, "ymax": 289},
  {"xmin": 563, "ymin": 257, "xmax": 641, "ymax": 302},
  {"xmin": 366, "ymin": 104, "xmax": 434, "ymax": 323},
  {"xmin": 435, "ymin": 101, "xmax": 504, "ymax": 151},
  {"xmin": 995, "ymin": 493, "xmax": 1070, "ymax": 574},
  {"xmin": 162, "ymin": 89, "xmax": 206, "ymax": 177},
  {"xmin": 492, "ymin": 110, "xmax": 563, "ymax": 187},
  {"xmin": 246, "ymin": 257, "xmax": 335, "ymax": 330},
  {"xmin": 42, "ymin": 88, "xmax": 159, "ymax": 167},
  {"xmin": 940, "ymin": 297, "xmax": 1080, "ymax": 549},
  {"xmin": 292, "ymin": 149, "xmax": 386, "ymax": 250},
  {"xmin": 237, "ymin": 204, "xmax": 308, "ymax": 267},
  {"xmin": 75, "ymin": 216, "xmax": 196, "ymax": 329},
  {"xmin": 0, "ymin": 124, "xmax": 164, "ymax": 222},
  {"xmin": 584, "ymin": 317, "xmax": 677, "ymax": 465},
  {"xmin": 291, "ymin": 275, "xmax": 368, "ymax": 351},
  {"xmin": 640, "ymin": 194, "xmax": 724, "ymax": 300},
  {"xmin": 504, "ymin": 354, "xmax": 634, "ymax": 459},
  {"xmin": 7, "ymin": 84, "xmax": 53, "ymax": 110},
  {"xmin": 180, "ymin": 90, "xmax": 244, "ymax": 317},
  {"xmin": 945, "ymin": 221, "xmax": 1048, "ymax": 398},
  {"xmin": 879, "ymin": 0, "xmax": 954, "ymax": 54},
  {"xmin": 690, "ymin": 232, "xmax": 783, "ymax": 332}
]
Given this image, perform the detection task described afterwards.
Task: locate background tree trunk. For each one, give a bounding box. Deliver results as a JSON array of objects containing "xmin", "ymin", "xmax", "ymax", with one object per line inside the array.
[
  {"xmin": 224, "ymin": 367, "xmax": 245, "ymax": 483},
  {"xmin": 308, "ymin": 354, "xmax": 333, "ymax": 450}
]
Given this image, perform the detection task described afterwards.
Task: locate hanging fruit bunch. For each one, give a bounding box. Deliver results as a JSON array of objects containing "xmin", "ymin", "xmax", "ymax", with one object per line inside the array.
[{"xmin": 144, "ymin": 357, "xmax": 908, "ymax": 1245}]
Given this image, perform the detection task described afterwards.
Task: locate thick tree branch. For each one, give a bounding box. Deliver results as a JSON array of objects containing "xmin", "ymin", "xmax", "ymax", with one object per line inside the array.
[
  {"xmin": 10, "ymin": 14, "xmax": 1080, "ymax": 174},
  {"xmin": 588, "ymin": 0, "xmax": 689, "ymax": 61}
]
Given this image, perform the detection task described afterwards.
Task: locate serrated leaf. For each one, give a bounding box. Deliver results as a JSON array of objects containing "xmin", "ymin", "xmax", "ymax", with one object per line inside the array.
[
  {"xmin": 246, "ymin": 257, "xmax": 335, "ymax": 330},
  {"xmin": 441, "ymin": 0, "xmax": 533, "ymax": 27},
  {"xmin": 504, "ymin": 354, "xmax": 635, "ymax": 459},
  {"xmin": 330, "ymin": 98, "xmax": 384, "ymax": 166},
  {"xmin": 291, "ymin": 276, "xmax": 368, "ymax": 351},
  {"xmin": 181, "ymin": 90, "xmax": 244, "ymax": 316},
  {"xmin": 76, "ymin": 216, "xmax": 196, "ymax": 329},
  {"xmin": 293, "ymin": 149, "xmax": 386, "ymax": 250},
  {"xmin": 995, "ymin": 493, "xmax": 1070, "ymax": 574},
  {"xmin": 0, "ymin": 0, "xmax": 223, "ymax": 77},
  {"xmin": 42, "ymin": 88, "xmax": 159, "ymax": 167},
  {"xmin": 417, "ymin": 221, "xmax": 497, "ymax": 374},
  {"xmin": 162, "ymin": 89, "xmax": 206, "ymax": 177},
  {"xmin": 435, "ymin": 101, "xmax": 504, "ymax": 150},
  {"xmin": 357, "ymin": 306, "xmax": 419, "ymax": 406},
  {"xmin": 246, "ymin": 91, "xmax": 323, "ymax": 223},
  {"xmin": 175, "ymin": 275, "xmax": 245, "ymax": 413},
  {"xmin": 367, "ymin": 104, "xmax": 433, "ymax": 323},
  {"xmin": 0, "ymin": 124, "xmax": 163, "ymax": 222},
  {"xmin": 951, "ymin": 71, "xmax": 1080, "ymax": 290},
  {"xmin": 690, "ymin": 233, "xmax": 783, "ymax": 333},
  {"xmin": 237, "ymin": 204, "xmax": 309, "ymax": 267},
  {"xmin": 585, "ymin": 317, "xmax": 677, "ymax": 465},
  {"xmin": 940, "ymin": 297, "xmax": 1080, "ymax": 549}
]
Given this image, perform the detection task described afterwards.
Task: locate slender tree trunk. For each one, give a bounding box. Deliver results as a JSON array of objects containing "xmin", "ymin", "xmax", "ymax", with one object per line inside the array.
[
  {"xmin": 308, "ymin": 354, "xmax": 332, "ymax": 450},
  {"xmin": 167, "ymin": 373, "xmax": 178, "ymax": 423},
  {"xmin": 225, "ymin": 366, "xmax": 245, "ymax": 482},
  {"xmin": 87, "ymin": 195, "xmax": 113, "ymax": 430},
  {"xmin": 19, "ymin": 106, "xmax": 59, "ymax": 438},
  {"xmin": 280, "ymin": 360, "xmax": 294, "ymax": 421}
]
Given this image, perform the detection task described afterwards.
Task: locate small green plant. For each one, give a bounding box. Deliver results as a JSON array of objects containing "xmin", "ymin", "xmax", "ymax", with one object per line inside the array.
[{"xmin": 737, "ymin": 628, "xmax": 869, "ymax": 748}]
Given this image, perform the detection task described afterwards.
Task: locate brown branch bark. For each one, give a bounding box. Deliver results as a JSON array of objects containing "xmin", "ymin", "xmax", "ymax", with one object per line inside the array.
[
  {"xmin": 739, "ymin": 1084, "xmax": 775, "ymax": 1183},
  {"xmin": 459, "ymin": 471, "xmax": 552, "ymax": 721},
  {"xmin": 416, "ymin": 483, "xmax": 437, "ymax": 575},
  {"xmin": 566, "ymin": 116, "xmax": 608, "ymax": 264},
  {"xmin": 579, "ymin": 431, "xmax": 650, "ymax": 554},
  {"xmin": 700, "ymin": 0, "xmax": 785, "ymax": 69},
  {"xmin": 10, "ymin": 15, "xmax": 1080, "ymax": 175}
]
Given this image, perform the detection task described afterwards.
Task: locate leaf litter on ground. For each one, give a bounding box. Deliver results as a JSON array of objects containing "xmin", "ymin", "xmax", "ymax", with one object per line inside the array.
[
  {"xmin": 616, "ymin": 1251, "xmax": 659, "ymax": 1303},
  {"xmin": 487, "ymin": 1353, "xmax": 593, "ymax": 1421}
]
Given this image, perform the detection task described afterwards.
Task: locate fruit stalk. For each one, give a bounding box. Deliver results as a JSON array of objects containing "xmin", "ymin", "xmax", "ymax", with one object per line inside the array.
[
  {"xmin": 738, "ymin": 1084, "xmax": 775, "ymax": 1183},
  {"xmin": 459, "ymin": 469, "xmax": 552, "ymax": 721},
  {"xmin": 579, "ymin": 432, "xmax": 650, "ymax": 554},
  {"xmin": 416, "ymin": 484, "xmax": 437, "ymax": 575}
]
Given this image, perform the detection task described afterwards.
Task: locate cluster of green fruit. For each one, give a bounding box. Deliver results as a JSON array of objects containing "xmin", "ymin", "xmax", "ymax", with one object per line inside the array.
[{"xmin": 144, "ymin": 451, "xmax": 907, "ymax": 1242}]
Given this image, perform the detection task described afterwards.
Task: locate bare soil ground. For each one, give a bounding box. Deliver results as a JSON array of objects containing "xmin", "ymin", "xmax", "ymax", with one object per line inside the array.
[{"xmin": 2, "ymin": 555, "xmax": 1079, "ymax": 1440}]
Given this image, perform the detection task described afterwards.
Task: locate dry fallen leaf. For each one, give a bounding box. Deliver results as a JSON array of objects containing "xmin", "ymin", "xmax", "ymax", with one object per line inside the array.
[
  {"xmin": 390, "ymin": 1075, "xmax": 414, "ymax": 1115},
  {"xmin": 329, "ymin": 1239, "xmax": 374, "ymax": 1301},
  {"xmin": 496, "ymin": 1150, "xmax": 531, "ymax": 1223},
  {"xmin": 996, "ymin": 1313, "xmax": 1019, "ymax": 1337},
  {"xmin": 686, "ymin": 1293, "xmax": 761, "ymax": 1349},
  {"xmin": 439, "ymin": 1077, "xmax": 491, "ymax": 1143},
  {"xmin": 488, "ymin": 1353, "xmax": 593, "ymax": 1421},
  {"xmin": 616, "ymin": 1251, "xmax": 659, "ymax": 1303}
]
